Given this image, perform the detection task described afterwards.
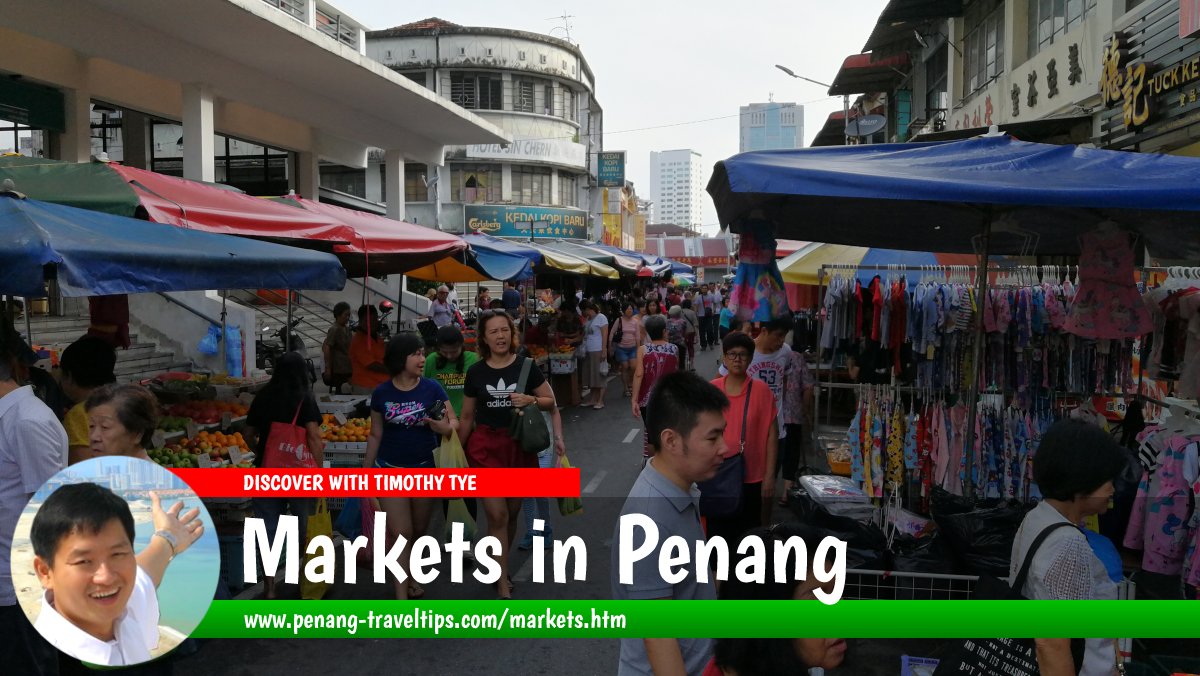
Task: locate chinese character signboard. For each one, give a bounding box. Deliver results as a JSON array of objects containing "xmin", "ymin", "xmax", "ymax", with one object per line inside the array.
[
  {"xmin": 464, "ymin": 205, "xmax": 589, "ymax": 240},
  {"xmin": 1099, "ymin": 31, "xmax": 1200, "ymax": 133},
  {"xmin": 597, "ymin": 151, "xmax": 625, "ymax": 188}
]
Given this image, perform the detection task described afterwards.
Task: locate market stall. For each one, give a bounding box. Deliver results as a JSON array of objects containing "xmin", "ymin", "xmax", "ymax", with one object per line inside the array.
[{"xmin": 708, "ymin": 133, "xmax": 1200, "ymax": 604}]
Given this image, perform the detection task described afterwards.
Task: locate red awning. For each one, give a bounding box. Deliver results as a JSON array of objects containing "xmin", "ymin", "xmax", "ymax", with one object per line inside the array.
[
  {"xmin": 108, "ymin": 164, "xmax": 354, "ymax": 245},
  {"xmin": 776, "ymin": 239, "xmax": 809, "ymax": 258},
  {"xmin": 280, "ymin": 196, "xmax": 467, "ymax": 276},
  {"xmin": 828, "ymin": 52, "xmax": 911, "ymax": 96}
]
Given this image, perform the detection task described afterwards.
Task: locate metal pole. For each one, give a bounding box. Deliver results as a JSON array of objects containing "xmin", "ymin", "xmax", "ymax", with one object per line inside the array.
[
  {"xmin": 812, "ymin": 269, "xmax": 826, "ymax": 460},
  {"xmin": 286, "ymin": 290, "xmax": 294, "ymax": 355},
  {"xmin": 23, "ymin": 296, "xmax": 33, "ymax": 351},
  {"xmin": 219, "ymin": 294, "xmax": 227, "ymax": 375},
  {"xmin": 961, "ymin": 215, "xmax": 993, "ymax": 500},
  {"xmin": 843, "ymin": 95, "xmax": 850, "ymax": 146}
]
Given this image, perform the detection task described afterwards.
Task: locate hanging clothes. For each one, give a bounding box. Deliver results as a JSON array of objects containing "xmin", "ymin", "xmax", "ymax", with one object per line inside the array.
[{"xmin": 1063, "ymin": 226, "xmax": 1153, "ymax": 339}]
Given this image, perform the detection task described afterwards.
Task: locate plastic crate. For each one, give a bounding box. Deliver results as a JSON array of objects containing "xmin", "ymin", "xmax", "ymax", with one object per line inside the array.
[{"xmin": 550, "ymin": 355, "xmax": 576, "ymax": 374}]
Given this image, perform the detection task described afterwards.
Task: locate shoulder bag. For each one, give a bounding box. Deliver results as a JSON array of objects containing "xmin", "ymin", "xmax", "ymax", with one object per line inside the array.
[
  {"xmin": 509, "ymin": 357, "xmax": 551, "ymax": 454},
  {"xmin": 697, "ymin": 379, "xmax": 751, "ymax": 517},
  {"xmin": 932, "ymin": 521, "xmax": 1085, "ymax": 676},
  {"xmin": 262, "ymin": 401, "xmax": 317, "ymax": 469}
]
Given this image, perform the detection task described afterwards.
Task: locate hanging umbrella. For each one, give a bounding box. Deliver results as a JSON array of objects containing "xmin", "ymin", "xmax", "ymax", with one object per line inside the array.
[
  {"xmin": 778, "ymin": 243, "xmax": 977, "ymax": 285},
  {"xmin": 674, "ymin": 274, "xmax": 695, "ymax": 287},
  {"xmin": 0, "ymin": 191, "xmax": 345, "ymax": 298}
]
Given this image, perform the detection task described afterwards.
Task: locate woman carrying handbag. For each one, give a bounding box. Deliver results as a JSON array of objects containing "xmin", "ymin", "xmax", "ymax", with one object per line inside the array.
[
  {"xmin": 459, "ymin": 311, "xmax": 558, "ymax": 599},
  {"xmin": 243, "ymin": 352, "xmax": 325, "ymax": 600}
]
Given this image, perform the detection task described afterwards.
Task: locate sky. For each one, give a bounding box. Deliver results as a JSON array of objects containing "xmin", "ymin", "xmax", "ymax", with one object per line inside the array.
[{"xmin": 335, "ymin": 0, "xmax": 889, "ymax": 235}]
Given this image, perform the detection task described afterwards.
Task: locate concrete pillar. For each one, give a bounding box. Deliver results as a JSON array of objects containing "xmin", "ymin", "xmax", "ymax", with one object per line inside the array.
[
  {"xmin": 383, "ymin": 149, "xmax": 405, "ymax": 221},
  {"xmin": 1005, "ymin": 1, "xmax": 1023, "ymax": 73},
  {"xmin": 501, "ymin": 163, "xmax": 513, "ymax": 201},
  {"xmin": 59, "ymin": 86, "xmax": 92, "ymax": 163},
  {"xmin": 295, "ymin": 150, "xmax": 319, "ymax": 200},
  {"xmin": 120, "ymin": 110, "xmax": 151, "ymax": 169},
  {"xmin": 181, "ymin": 84, "xmax": 215, "ymax": 182},
  {"xmin": 550, "ymin": 168, "xmax": 560, "ymax": 205},
  {"xmin": 365, "ymin": 157, "xmax": 383, "ymax": 203}
]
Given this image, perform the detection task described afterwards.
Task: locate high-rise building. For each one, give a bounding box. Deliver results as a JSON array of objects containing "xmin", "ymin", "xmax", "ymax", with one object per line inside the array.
[
  {"xmin": 648, "ymin": 149, "xmax": 704, "ymax": 231},
  {"xmin": 739, "ymin": 102, "xmax": 804, "ymax": 151}
]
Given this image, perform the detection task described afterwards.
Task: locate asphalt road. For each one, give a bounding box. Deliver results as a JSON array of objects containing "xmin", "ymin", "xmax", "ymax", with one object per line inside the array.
[
  {"xmin": 170, "ymin": 352, "xmax": 967, "ymax": 676},
  {"xmin": 174, "ymin": 354, "xmax": 727, "ymax": 676}
]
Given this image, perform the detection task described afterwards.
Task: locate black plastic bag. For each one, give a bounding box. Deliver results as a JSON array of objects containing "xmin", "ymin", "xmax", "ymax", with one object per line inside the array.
[
  {"xmin": 891, "ymin": 532, "xmax": 959, "ymax": 575},
  {"xmin": 789, "ymin": 487, "xmax": 888, "ymax": 570},
  {"xmin": 930, "ymin": 488, "xmax": 1032, "ymax": 577}
]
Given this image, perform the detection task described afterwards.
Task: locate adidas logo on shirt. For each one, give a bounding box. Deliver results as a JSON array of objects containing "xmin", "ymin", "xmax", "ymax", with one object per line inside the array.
[{"xmin": 485, "ymin": 379, "xmax": 517, "ymax": 407}]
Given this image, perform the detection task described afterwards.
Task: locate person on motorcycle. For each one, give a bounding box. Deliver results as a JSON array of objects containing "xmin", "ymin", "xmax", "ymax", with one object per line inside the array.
[
  {"xmin": 322, "ymin": 302, "xmax": 353, "ymax": 393},
  {"xmin": 350, "ymin": 304, "xmax": 388, "ymax": 395}
]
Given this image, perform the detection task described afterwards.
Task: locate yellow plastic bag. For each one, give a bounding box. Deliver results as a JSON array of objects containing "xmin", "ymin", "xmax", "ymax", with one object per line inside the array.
[
  {"xmin": 435, "ymin": 430, "xmax": 469, "ymax": 469},
  {"xmin": 301, "ymin": 498, "xmax": 331, "ymax": 600},
  {"xmin": 437, "ymin": 431, "xmax": 478, "ymax": 542},
  {"xmin": 557, "ymin": 454, "xmax": 583, "ymax": 517}
]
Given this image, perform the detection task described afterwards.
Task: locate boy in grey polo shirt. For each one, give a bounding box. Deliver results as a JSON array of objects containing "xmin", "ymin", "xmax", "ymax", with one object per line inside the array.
[{"xmin": 611, "ymin": 372, "xmax": 730, "ymax": 676}]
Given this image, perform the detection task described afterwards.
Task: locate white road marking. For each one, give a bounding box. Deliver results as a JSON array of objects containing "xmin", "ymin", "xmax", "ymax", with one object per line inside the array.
[
  {"xmin": 622, "ymin": 428, "xmax": 640, "ymax": 443},
  {"xmin": 582, "ymin": 470, "xmax": 608, "ymax": 494}
]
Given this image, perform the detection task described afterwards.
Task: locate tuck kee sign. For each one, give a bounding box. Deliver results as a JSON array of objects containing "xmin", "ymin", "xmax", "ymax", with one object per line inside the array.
[{"xmin": 1101, "ymin": 33, "xmax": 1200, "ymax": 130}]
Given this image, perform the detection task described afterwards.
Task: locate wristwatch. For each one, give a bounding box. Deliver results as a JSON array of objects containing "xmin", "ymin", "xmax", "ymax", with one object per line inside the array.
[{"xmin": 153, "ymin": 530, "xmax": 178, "ymax": 560}]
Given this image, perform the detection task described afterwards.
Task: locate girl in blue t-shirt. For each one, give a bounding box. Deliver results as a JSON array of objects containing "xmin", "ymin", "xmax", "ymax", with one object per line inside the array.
[{"xmin": 364, "ymin": 333, "xmax": 457, "ymax": 600}]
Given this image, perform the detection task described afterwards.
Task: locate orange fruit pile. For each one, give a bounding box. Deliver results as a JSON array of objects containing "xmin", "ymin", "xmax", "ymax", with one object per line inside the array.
[{"xmin": 320, "ymin": 417, "xmax": 370, "ymax": 443}]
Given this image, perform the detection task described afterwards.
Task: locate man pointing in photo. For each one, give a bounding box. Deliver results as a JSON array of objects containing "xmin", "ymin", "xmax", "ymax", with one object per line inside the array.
[{"xmin": 31, "ymin": 484, "xmax": 204, "ymax": 667}]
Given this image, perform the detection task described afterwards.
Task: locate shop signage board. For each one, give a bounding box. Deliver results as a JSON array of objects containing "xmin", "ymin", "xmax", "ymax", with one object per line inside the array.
[
  {"xmin": 0, "ymin": 78, "xmax": 65, "ymax": 131},
  {"xmin": 465, "ymin": 139, "xmax": 587, "ymax": 169},
  {"xmin": 1099, "ymin": 2, "xmax": 1200, "ymax": 149},
  {"xmin": 597, "ymin": 151, "xmax": 625, "ymax": 187},
  {"xmin": 674, "ymin": 255, "xmax": 731, "ymax": 267},
  {"xmin": 464, "ymin": 204, "xmax": 588, "ymax": 240}
]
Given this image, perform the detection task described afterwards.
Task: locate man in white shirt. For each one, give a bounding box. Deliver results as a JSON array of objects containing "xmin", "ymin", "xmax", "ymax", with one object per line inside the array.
[
  {"xmin": 428, "ymin": 286, "xmax": 455, "ymax": 328},
  {"xmin": 0, "ymin": 324, "xmax": 67, "ymax": 675},
  {"xmin": 444, "ymin": 282, "xmax": 459, "ymax": 308},
  {"xmin": 31, "ymin": 484, "xmax": 204, "ymax": 667}
]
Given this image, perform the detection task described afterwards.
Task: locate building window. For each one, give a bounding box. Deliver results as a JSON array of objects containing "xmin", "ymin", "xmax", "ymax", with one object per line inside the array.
[
  {"xmin": 402, "ymin": 72, "xmax": 426, "ymax": 88},
  {"xmin": 404, "ymin": 163, "xmax": 429, "ymax": 202},
  {"xmin": 925, "ymin": 47, "xmax": 949, "ymax": 113},
  {"xmin": 90, "ymin": 104, "xmax": 124, "ymax": 161},
  {"xmin": 519, "ymin": 50, "xmax": 527, "ymax": 60},
  {"xmin": 562, "ymin": 88, "xmax": 575, "ymax": 122},
  {"xmin": 150, "ymin": 122, "xmax": 289, "ymax": 195},
  {"xmin": 512, "ymin": 166, "xmax": 552, "ymax": 205},
  {"xmin": 1028, "ymin": 0, "xmax": 1097, "ymax": 58},
  {"xmin": 540, "ymin": 54, "xmax": 547, "ymax": 64},
  {"xmin": 514, "ymin": 79, "xmax": 536, "ymax": 113},
  {"xmin": 543, "ymin": 85, "xmax": 554, "ymax": 116},
  {"xmin": 450, "ymin": 72, "xmax": 503, "ymax": 110},
  {"xmin": 558, "ymin": 173, "xmax": 577, "ymax": 207},
  {"xmin": 0, "ymin": 118, "xmax": 45, "ymax": 157},
  {"xmin": 962, "ymin": 0, "xmax": 1005, "ymax": 96},
  {"xmin": 321, "ymin": 164, "xmax": 365, "ymax": 197},
  {"xmin": 450, "ymin": 163, "xmax": 500, "ymax": 203}
]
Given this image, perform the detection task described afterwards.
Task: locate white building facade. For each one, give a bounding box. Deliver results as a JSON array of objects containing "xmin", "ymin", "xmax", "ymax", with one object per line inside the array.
[
  {"xmin": 363, "ymin": 18, "xmax": 603, "ymax": 240},
  {"xmin": 648, "ymin": 149, "xmax": 704, "ymax": 232}
]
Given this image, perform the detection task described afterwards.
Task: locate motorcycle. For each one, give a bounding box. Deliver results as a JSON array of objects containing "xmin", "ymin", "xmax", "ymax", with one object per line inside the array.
[{"xmin": 256, "ymin": 318, "xmax": 316, "ymax": 383}]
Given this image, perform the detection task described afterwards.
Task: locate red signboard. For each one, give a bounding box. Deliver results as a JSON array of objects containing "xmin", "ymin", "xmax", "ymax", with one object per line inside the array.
[{"xmin": 1183, "ymin": 0, "xmax": 1200, "ymax": 39}]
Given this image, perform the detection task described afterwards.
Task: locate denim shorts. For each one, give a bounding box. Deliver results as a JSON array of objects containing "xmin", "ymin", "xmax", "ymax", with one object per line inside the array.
[{"xmin": 615, "ymin": 345, "xmax": 637, "ymax": 363}]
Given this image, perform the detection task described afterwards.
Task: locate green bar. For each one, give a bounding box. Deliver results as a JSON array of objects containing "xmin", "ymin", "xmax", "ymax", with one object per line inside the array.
[{"xmin": 191, "ymin": 600, "xmax": 1200, "ymax": 639}]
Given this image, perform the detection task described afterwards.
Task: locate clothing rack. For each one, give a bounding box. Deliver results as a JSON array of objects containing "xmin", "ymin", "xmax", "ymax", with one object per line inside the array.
[{"xmin": 813, "ymin": 262, "xmax": 1099, "ymax": 499}]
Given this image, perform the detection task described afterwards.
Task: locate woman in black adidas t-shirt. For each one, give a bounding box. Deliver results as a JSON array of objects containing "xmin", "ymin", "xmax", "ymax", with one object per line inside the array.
[{"xmin": 460, "ymin": 310, "xmax": 557, "ymax": 599}]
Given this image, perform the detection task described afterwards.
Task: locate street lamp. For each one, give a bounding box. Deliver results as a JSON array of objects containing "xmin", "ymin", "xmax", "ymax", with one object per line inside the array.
[{"xmin": 775, "ymin": 64, "xmax": 851, "ymax": 146}]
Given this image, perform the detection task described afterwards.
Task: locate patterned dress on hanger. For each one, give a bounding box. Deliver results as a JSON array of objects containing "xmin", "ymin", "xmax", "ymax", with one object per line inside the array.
[{"xmin": 1064, "ymin": 228, "xmax": 1153, "ymax": 339}]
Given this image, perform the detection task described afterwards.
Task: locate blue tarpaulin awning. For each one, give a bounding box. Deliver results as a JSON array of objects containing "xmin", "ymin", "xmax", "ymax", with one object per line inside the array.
[
  {"xmin": 0, "ymin": 194, "xmax": 346, "ymax": 297},
  {"xmin": 708, "ymin": 134, "xmax": 1200, "ymax": 258}
]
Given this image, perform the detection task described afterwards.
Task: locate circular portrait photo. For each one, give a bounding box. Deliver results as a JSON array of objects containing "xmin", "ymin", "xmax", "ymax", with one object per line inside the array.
[{"xmin": 9, "ymin": 456, "xmax": 218, "ymax": 667}]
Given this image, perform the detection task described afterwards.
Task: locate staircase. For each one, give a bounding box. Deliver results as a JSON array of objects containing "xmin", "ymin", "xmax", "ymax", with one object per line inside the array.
[
  {"xmin": 22, "ymin": 314, "xmax": 192, "ymax": 383},
  {"xmin": 222, "ymin": 291, "xmax": 333, "ymax": 354}
]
